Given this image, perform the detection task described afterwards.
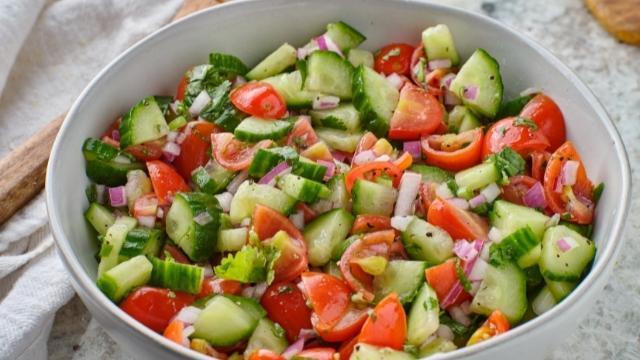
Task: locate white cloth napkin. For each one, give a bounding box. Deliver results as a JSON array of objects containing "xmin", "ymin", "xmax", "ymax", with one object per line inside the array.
[{"xmin": 0, "ymin": 0, "xmax": 182, "ymax": 359}]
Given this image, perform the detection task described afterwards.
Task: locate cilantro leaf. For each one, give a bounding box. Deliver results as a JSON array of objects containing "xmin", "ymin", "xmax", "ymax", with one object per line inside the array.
[
  {"xmin": 455, "ymin": 259, "xmax": 472, "ymax": 292},
  {"xmin": 488, "ymin": 147, "xmax": 525, "ymax": 184},
  {"xmin": 199, "ymin": 80, "xmax": 242, "ymax": 131},
  {"xmin": 593, "ymin": 182, "xmax": 605, "ymax": 205},
  {"xmin": 513, "ymin": 116, "xmax": 538, "ymax": 130}
]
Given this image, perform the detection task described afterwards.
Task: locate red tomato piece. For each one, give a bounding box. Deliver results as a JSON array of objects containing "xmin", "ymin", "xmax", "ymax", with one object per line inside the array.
[
  {"xmin": 124, "ymin": 140, "xmax": 165, "ymax": 161},
  {"xmin": 197, "ymin": 278, "xmax": 243, "ymax": 299},
  {"xmin": 393, "ymin": 152, "xmax": 413, "ymax": 171},
  {"xmin": 358, "ymin": 293, "xmax": 407, "ymax": 350},
  {"xmin": 427, "ymin": 198, "xmax": 489, "ymax": 241},
  {"xmin": 374, "ymin": 43, "xmax": 415, "ymax": 76},
  {"xmin": 424, "ymin": 261, "xmax": 472, "ymax": 308},
  {"xmin": 353, "ymin": 132, "xmax": 378, "ymax": 157},
  {"xmin": 230, "ymin": 82, "xmax": 287, "ymax": 119},
  {"xmin": 261, "ymin": 282, "xmax": 313, "ymax": 342},
  {"xmin": 315, "ymin": 306, "xmax": 369, "ymax": 343},
  {"xmin": 295, "ymin": 348, "xmax": 336, "ymax": 360},
  {"xmin": 467, "ymin": 310, "xmax": 511, "ymax": 345},
  {"xmin": 286, "ymin": 116, "xmax": 319, "ymax": 150},
  {"xmin": 501, "ymin": 175, "xmax": 538, "ymax": 206},
  {"xmin": 211, "ymin": 132, "xmax": 274, "ymax": 171},
  {"xmin": 483, "ymin": 117, "xmax": 551, "ymax": 159},
  {"xmin": 344, "ymin": 162, "xmax": 403, "ymax": 193},
  {"xmin": 297, "ymin": 203, "xmax": 318, "ymax": 224},
  {"xmin": 120, "ymin": 287, "xmax": 195, "ymax": 333},
  {"xmin": 175, "ymin": 75, "xmax": 188, "ymax": 101},
  {"xmin": 248, "ymin": 349, "xmax": 285, "ymax": 360},
  {"xmin": 530, "ymin": 150, "xmax": 551, "ymax": 182},
  {"xmin": 421, "ymin": 128, "xmax": 484, "ymax": 172},
  {"xmin": 417, "ymin": 182, "xmax": 438, "ymax": 215},
  {"xmin": 351, "ymin": 215, "xmax": 392, "ymax": 234},
  {"xmin": 163, "ymin": 319, "xmax": 185, "ymax": 345},
  {"xmin": 146, "ymin": 160, "xmax": 190, "ymax": 205},
  {"xmin": 160, "ymin": 243, "xmax": 191, "ymax": 264},
  {"xmin": 520, "ymin": 94, "xmax": 566, "ymax": 151},
  {"xmin": 338, "ymin": 336, "xmax": 360, "ymax": 360},
  {"xmin": 389, "ymin": 84, "xmax": 444, "ymax": 140},
  {"xmin": 132, "ymin": 194, "xmax": 159, "ymax": 218},
  {"xmin": 173, "ymin": 121, "xmax": 219, "ymax": 180}
]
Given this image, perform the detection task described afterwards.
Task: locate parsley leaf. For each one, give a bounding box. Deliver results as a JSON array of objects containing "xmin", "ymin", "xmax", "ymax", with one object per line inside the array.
[
  {"xmin": 214, "ymin": 246, "xmax": 269, "ymax": 283},
  {"xmin": 199, "ymin": 80, "xmax": 242, "ymax": 131},
  {"xmin": 320, "ymin": 115, "xmax": 347, "ymax": 130},
  {"xmin": 593, "ymin": 182, "xmax": 605, "ymax": 205},
  {"xmin": 513, "ymin": 116, "xmax": 538, "ymax": 130},
  {"xmin": 488, "ymin": 147, "xmax": 526, "ymax": 184}
]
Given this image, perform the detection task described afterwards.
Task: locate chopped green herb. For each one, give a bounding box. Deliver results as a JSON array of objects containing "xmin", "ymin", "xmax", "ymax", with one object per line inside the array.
[
  {"xmin": 513, "ymin": 116, "xmax": 538, "ymax": 130},
  {"xmin": 455, "ymin": 259, "xmax": 472, "ymax": 292},
  {"xmin": 488, "ymin": 147, "xmax": 526, "ymax": 184},
  {"xmin": 593, "ymin": 182, "xmax": 605, "ymax": 205}
]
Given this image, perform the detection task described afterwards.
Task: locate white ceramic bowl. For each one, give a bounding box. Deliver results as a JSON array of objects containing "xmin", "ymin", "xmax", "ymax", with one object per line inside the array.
[{"xmin": 46, "ymin": 0, "xmax": 631, "ymax": 359}]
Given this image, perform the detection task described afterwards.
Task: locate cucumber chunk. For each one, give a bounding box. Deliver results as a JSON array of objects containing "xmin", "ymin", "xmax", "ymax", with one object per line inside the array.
[
  {"xmin": 97, "ymin": 216, "xmax": 137, "ymax": 276},
  {"xmin": 218, "ymin": 227, "xmax": 248, "ymax": 252},
  {"xmin": 165, "ymin": 192, "xmax": 221, "ymax": 261},
  {"xmin": 373, "ymin": 260, "xmax": 427, "ymax": 304},
  {"xmin": 409, "ymin": 165, "xmax": 453, "ymax": 184},
  {"xmin": 489, "ymin": 226, "xmax": 541, "ymax": 269},
  {"xmin": 244, "ymin": 318, "xmax": 288, "ymax": 357},
  {"xmin": 83, "ymin": 138, "xmax": 144, "ymax": 186},
  {"xmin": 303, "ymin": 209, "xmax": 354, "ymax": 266},
  {"xmin": 490, "ymin": 200, "xmax": 550, "ymax": 240},
  {"xmin": 234, "ymin": 117, "xmax": 294, "ymax": 142},
  {"xmin": 406, "ymin": 283, "xmax": 440, "ymax": 346},
  {"xmin": 309, "ymin": 103, "xmax": 362, "ymax": 132},
  {"xmin": 470, "ymin": 262, "xmax": 527, "ymax": 324},
  {"xmin": 546, "ymin": 280, "xmax": 577, "ymax": 301},
  {"xmin": 229, "ymin": 181, "xmax": 297, "ymax": 224},
  {"xmin": 119, "ymin": 96, "xmax": 169, "ymax": 149},
  {"xmin": 326, "ymin": 21, "xmax": 366, "ymax": 51},
  {"xmin": 262, "ymin": 71, "xmax": 323, "ymax": 109},
  {"xmin": 223, "ymin": 294, "xmax": 267, "ymax": 321},
  {"xmin": 120, "ymin": 227, "xmax": 164, "ymax": 259},
  {"xmin": 352, "ymin": 65, "xmax": 400, "ymax": 136},
  {"xmin": 315, "ymin": 128, "xmax": 363, "ymax": 153},
  {"xmin": 192, "ymin": 159, "xmax": 236, "ymax": 195},
  {"xmin": 532, "ymin": 286, "xmax": 557, "ymax": 315},
  {"xmin": 246, "ymin": 43, "xmax": 297, "ymax": 80},
  {"xmin": 402, "ymin": 217, "xmax": 454, "ymax": 264},
  {"xmin": 291, "ymin": 158, "xmax": 327, "ymax": 182},
  {"xmin": 193, "ymin": 295, "xmax": 258, "ymax": 347},
  {"xmin": 450, "ymin": 49, "xmax": 503, "ymax": 118},
  {"xmin": 448, "ymin": 105, "xmax": 482, "ymax": 133},
  {"xmin": 97, "ymin": 255, "xmax": 152, "ymax": 302},
  {"xmin": 148, "ymin": 256, "xmax": 204, "ymax": 294},
  {"xmin": 422, "ymin": 24, "xmax": 460, "ymax": 65},
  {"xmin": 539, "ymin": 225, "xmax": 595, "ymax": 282},
  {"xmin": 85, "ymin": 203, "xmax": 115, "ymax": 236},
  {"xmin": 347, "ymin": 49, "xmax": 374, "ymax": 68},
  {"xmin": 249, "ymin": 147, "xmax": 299, "ymax": 178},
  {"xmin": 351, "ymin": 343, "xmax": 415, "ymax": 360},
  {"xmin": 304, "ymin": 51, "xmax": 354, "ymax": 99},
  {"xmin": 455, "ymin": 162, "xmax": 499, "ymax": 194},
  {"xmin": 352, "ymin": 179, "xmax": 397, "ymax": 216},
  {"xmin": 277, "ymin": 174, "xmax": 330, "ymax": 203}
]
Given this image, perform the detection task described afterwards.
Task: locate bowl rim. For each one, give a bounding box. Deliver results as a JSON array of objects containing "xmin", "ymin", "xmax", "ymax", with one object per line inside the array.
[{"xmin": 46, "ymin": 0, "xmax": 632, "ymax": 358}]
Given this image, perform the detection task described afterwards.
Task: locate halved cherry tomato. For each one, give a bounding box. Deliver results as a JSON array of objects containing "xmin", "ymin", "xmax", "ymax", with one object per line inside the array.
[
  {"xmin": 173, "ymin": 121, "xmax": 219, "ymax": 180},
  {"xmin": 132, "ymin": 194, "xmax": 159, "ymax": 218},
  {"xmin": 175, "ymin": 75, "xmax": 188, "ymax": 101},
  {"xmin": 248, "ymin": 349, "xmax": 284, "ymax": 360},
  {"xmin": 197, "ymin": 278, "xmax": 243, "ymax": 299},
  {"xmin": 295, "ymin": 348, "xmax": 336, "ymax": 360},
  {"xmin": 374, "ymin": 43, "xmax": 415, "ymax": 76},
  {"xmin": 163, "ymin": 319, "xmax": 185, "ymax": 345},
  {"xmin": 146, "ymin": 160, "xmax": 190, "ymax": 205},
  {"xmin": 211, "ymin": 132, "xmax": 274, "ymax": 171},
  {"xmin": 230, "ymin": 82, "xmax": 287, "ymax": 119},
  {"xmin": 520, "ymin": 94, "xmax": 566, "ymax": 151},
  {"xmin": 389, "ymin": 83, "xmax": 444, "ymax": 140},
  {"xmin": 467, "ymin": 310, "xmax": 510, "ymax": 345},
  {"xmin": 125, "ymin": 140, "xmax": 164, "ymax": 161},
  {"xmin": 160, "ymin": 243, "xmax": 191, "ymax": 264},
  {"xmin": 286, "ymin": 116, "xmax": 318, "ymax": 150},
  {"xmin": 253, "ymin": 205, "xmax": 308, "ymax": 282},
  {"xmin": 531, "ymin": 150, "xmax": 551, "ymax": 182},
  {"xmin": 543, "ymin": 141, "xmax": 594, "ymax": 224},
  {"xmin": 297, "ymin": 203, "xmax": 318, "ymax": 223},
  {"xmin": 482, "ymin": 117, "xmax": 550, "ymax": 159},
  {"xmin": 358, "ymin": 293, "xmax": 407, "ymax": 350},
  {"xmin": 417, "ymin": 182, "xmax": 438, "ymax": 215},
  {"xmin": 261, "ymin": 282, "xmax": 313, "ymax": 342},
  {"xmin": 120, "ymin": 287, "xmax": 195, "ymax": 333},
  {"xmin": 421, "ymin": 128, "xmax": 484, "ymax": 172},
  {"xmin": 338, "ymin": 336, "xmax": 360, "ymax": 360},
  {"xmin": 300, "ymin": 272, "xmax": 351, "ymax": 328},
  {"xmin": 345, "ymin": 162, "xmax": 403, "ymax": 193},
  {"xmin": 427, "ymin": 198, "xmax": 489, "ymax": 240},
  {"xmin": 353, "ymin": 132, "xmax": 378, "ymax": 158},
  {"xmin": 501, "ymin": 175, "xmax": 538, "ymax": 206},
  {"xmin": 315, "ymin": 306, "xmax": 368, "ymax": 342},
  {"xmin": 393, "ymin": 151, "xmax": 414, "ymax": 170},
  {"xmin": 351, "ymin": 215, "xmax": 392, "ymax": 234},
  {"xmin": 424, "ymin": 260, "xmax": 472, "ymax": 308}
]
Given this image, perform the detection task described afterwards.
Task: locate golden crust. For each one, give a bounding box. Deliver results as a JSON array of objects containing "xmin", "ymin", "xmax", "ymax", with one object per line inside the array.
[{"xmin": 585, "ymin": 0, "xmax": 640, "ymax": 45}]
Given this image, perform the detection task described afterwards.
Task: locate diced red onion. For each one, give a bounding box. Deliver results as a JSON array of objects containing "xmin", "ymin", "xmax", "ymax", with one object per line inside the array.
[
  {"xmin": 428, "ymin": 59, "xmax": 452, "ymax": 71},
  {"xmin": 352, "ymin": 149, "xmax": 376, "ymax": 165},
  {"xmin": 440, "ymin": 73, "xmax": 456, "ymax": 89},
  {"xmin": 214, "ymin": 192, "xmax": 233, "ymax": 213},
  {"xmin": 449, "ymin": 305, "xmax": 472, "ymax": 326},
  {"xmin": 523, "ymin": 182, "xmax": 547, "ymax": 209},
  {"xmin": 436, "ymin": 183, "xmax": 454, "ymax": 200},
  {"xmin": 167, "ymin": 131, "xmax": 178, "ymax": 143},
  {"xmin": 463, "ymin": 85, "xmax": 478, "ymax": 100},
  {"xmin": 556, "ymin": 237, "xmax": 578, "ymax": 252},
  {"xmin": 175, "ymin": 306, "xmax": 202, "ymax": 325},
  {"xmin": 520, "ymin": 87, "xmax": 539, "ymax": 97},
  {"xmin": 227, "ymin": 171, "xmax": 249, "ymax": 194},
  {"xmin": 108, "ymin": 186, "xmax": 127, "ymax": 207},
  {"xmin": 163, "ymin": 142, "xmax": 181, "ymax": 157},
  {"xmin": 331, "ymin": 151, "xmax": 347, "ymax": 162},
  {"xmin": 546, "ymin": 213, "xmax": 561, "ymax": 228},
  {"xmin": 259, "ymin": 162, "xmax": 291, "ymax": 186},
  {"xmin": 156, "ymin": 207, "xmax": 165, "ymax": 219},
  {"xmin": 282, "ymin": 336, "xmax": 306, "ymax": 359},
  {"xmin": 441, "ymin": 239, "xmax": 483, "ymax": 308},
  {"xmin": 391, "ymin": 216, "xmax": 414, "ymax": 232},
  {"xmin": 297, "ymin": 41, "xmax": 320, "ymax": 60},
  {"xmin": 395, "ymin": 172, "xmax": 422, "ymax": 216},
  {"xmin": 299, "ymin": 328, "xmax": 317, "ymax": 340},
  {"xmin": 480, "ymin": 183, "xmax": 501, "ymax": 203},
  {"xmin": 386, "ymin": 73, "xmax": 406, "ymax": 90},
  {"xmin": 436, "ymin": 325, "xmax": 454, "ymax": 341},
  {"xmin": 189, "ymin": 90, "xmax": 211, "ymax": 116},
  {"xmin": 317, "ymin": 159, "xmax": 336, "ymax": 180},
  {"xmin": 137, "ymin": 215, "xmax": 156, "ymax": 228},
  {"xmin": 176, "ymin": 132, "xmax": 187, "ymax": 145},
  {"xmin": 403, "ymin": 142, "xmax": 422, "ymax": 160},
  {"xmin": 314, "ymin": 35, "xmax": 344, "ymax": 57},
  {"xmin": 194, "ymin": 212, "xmax": 213, "ymax": 226},
  {"xmin": 453, "ymin": 240, "xmax": 478, "ymax": 262},
  {"xmin": 290, "ymin": 211, "xmax": 305, "ymax": 230},
  {"xmin": 95, "ymin": 184, "xmax": 106, "ymax": 204},
  {"xmin": 560, "ymin": 160, "xmax": 579, "ymax": 186},
  {"xmin": 312, "ymin": 95, "xmax": 340, "ymax": 110},
  {"xmin": 444, "ymin": 90, "xmax": 461, "ymax": 106},
  {"xmin": 468, "ymin": 193, "xmax": 487, "ymax": 209},
  {"xmin": 488, "ymin": 227, "xmax": 502, "ymax": 243},
  {"xmin": 469, "ymin": 258, "xmax": 489, "ymax": 281},
  {"xmin": 449, "ymin": 197, "xmax": 470, "ymax": 210},
  {"xmin": 111, "ymin": 130, "xmax": 120, "ymax": 142},
  {"xmin": 233, "ymin": 75, "xmax": 247, "ymax": 87}
]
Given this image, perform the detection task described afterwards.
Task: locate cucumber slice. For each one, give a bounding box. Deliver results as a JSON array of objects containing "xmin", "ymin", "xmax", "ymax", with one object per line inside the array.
[
  {"xmin": 326, "ymin": 21, "xmax": 366, "ymax": 51},
  {"xmin": 120, "ymin": 227, "xmax": 164, "ymax": 259},
  {"xmin": 192, "ymin": 160, "xmax": 237, "ymax": 195},
  {"xmin": 85, "ymin": 203, "xmax": 115, "ymax": 236},
  {"xmin": 470, "ymin": 262, "xmax": 527, "ymax": 324},
  {"xmin": 455, "ymin": 162, "xmax": 499, "ymax": 194},
  {"xmin": 119, "ymin": 96, "xmax": 169, "ymax": 149},
  {"xmin": 351, "ymin": 179, "xmax": 397, "ymax": 216},
  {"xmin": 291, "ymin": 158, "xmax": 327, "ymax": 182},
  {"xmin": 229, "ymin": 181, "xmax": 297, "ymax": 224},
  {"xmin": 148, "ymin": 256, "xmax": 204, "ymax": 294},
  {"xmin": 450, "ymin": 49, "xmax": 503, "ymax": 118},
  {"xmin": 409, "ymin": 165, "xmax": 453, "ymax": 184},
  {"xmin": 315, "ymin": 128, "xmax": 363, "ymax": 153},
  {"xmin": 304, "ymin": 51, "xmax": 354, "ymax": 99},
  {"xmin": 421, "ymin": 24, "xmax": 460, "ymax": 65},
  {"xmin": 546, "ymin": 280, "xmax": 577, "ymax": 301},
  {"xmin": 223, "ymin": 294, "xmax": 267, "ymax": 321},
  {"xmin": 532, "ymin": 286, "xmax": 557, "ymax": 315},
  {"xmin": 124, "ymin": 170, "xmax": 153, "ymax": 211},
  {"xmin": 218, "ymin": 227, "xmax": 248, "ymax": 252},
  {"xmin": 539, "ymin": 225, "xmax": 595, "ymax": 282},
  {"xmin": 347, "ymin": 49, "xmax": 374, "ymax": 68},
  {"xmin": 325, "ymin": 173, "xmax": 349, "ymax": 209},
  {"xmin": 246, "ymin": 43, "xmax": 297, "ymax": 80},
  {"xmin": 234, "ymin": 117, "xmax": 294, "ymax": 142},
  {"xmin": 407, "ymin": 283, "xmax": 440, "ymax": 346},
  {"xmin": 277, "ymin": 174, "xmax": 330, "ymax": 203},
  {"xmin": 83, "ymin": 138, "xmax": 144, "ymax": 186},
  {"xmin": 489, "ymin": 226, "xmax": 541, "ymax": 268},
  {"xmin": 352, "ymin": 65, "xmax": 400, "ymax": 136},
  {"xmin": 244, "ymin": 318, "xmax": 288, "ymax": 357},
  {"xmin": 448, "ymin": 105, "xmax": 482, "ymax": 133},
  {"xmin": 96, "ymin": 255, "xmax": 152, "ymax": 302},
  {"xmin": 402, "ymin": 217, "xmax": 454, "ymax": 264},
  {"xmin": 97, "ymin": 216, "xmax": 137, "ymax": 276},
  {"xmin": 193, "ymin": 295, "xmax": 258, "ymax": 347},
  {"xmin": 303, "ymin": 208, "xmax": 354, "ymax": 266},
  {"xmin": 262, "ymin": 71, "xmax": 323, "ymax": 109},
  {"xmin": 165, "ymin": 192, "xmax": 221, "ymax": 262},
  {"xmin": 373, "ymin": 260, "xmax": 427, "ymax": 304},
  {"xmin": 418, "ymin": 338, "xmax": 457, "ymax": 357},
  {"xmin": 309, "ymin": 103, "xmax": 362, "ymax": 132},
  {"xmin": 249, "ymin": 147, "xmax": 299, "ymax": 178},
  {"xmin": 490, "ymin": 200, "xmax": 550, "ymax": 240},
  {"xmin": 351, "ymin": 344, "xmax": 415, "ymax": 360}
]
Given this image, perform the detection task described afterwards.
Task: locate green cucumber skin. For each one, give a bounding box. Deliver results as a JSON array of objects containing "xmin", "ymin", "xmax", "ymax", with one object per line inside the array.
[
  {"xmin": 422, "ymin": 24, "xmax": 460, "ymax": 65},
  {"xmin": 234, "ymin": 117, "xmax": 294, "ymax": 142},
  {"xmin": 244, "ymin": 318, "xmax": 288, "ymax": 357},
  {"xmin": 97, "ymin": 217, "xmax": 138, "ymax": 277},
  {"xmin": 406, "ymin": 283, "xmax": 440, "ymax": 346},
  {"xmin": 119, "ymin": 227, "xmax": 164, "ymax": 258},
  {"xmin": 352, "ymin": 65, "xmax": 400, "ymax": 137},
  {"xmin": 82, "ymin": 138, "xmax": 143, "ymax": 186},
  {"xmin": 262, "ymin": 71, "xmax": 322, "ymax": 109},
  {"xmin": 352, "ymin": 179, "xmax": 397, "ymax": 217},
  {"xmin": 277, "ymin": 174, "xmax": 330, "ymax": 203},
  {"xmin": 246, "ymin": 43, "xmax": 297, "ymax": 81},
  {"xmin": 119, "ymin": 96, "xmax": 169, "ymax": 149},
  {"xmin": 540, "ymin": 225, "xmax": 595, "ymax": 282},
  {"xmin": 470, "ymin": 262, "xmax": 527, "ymax": 324},
  {"xmin": 97, "ymin": 255, "xmax": 152, "ymax": 302},
  {"xmin": 291, "ymin": 160, "xmax": 327, "ymax": 182},
  {"xmin": 325, "ymin": 21, "xmax": 366, "ymax": 51},
  {"xmin": 303, "ymin": 208, "xmax": 355, "ymax": 267},
  {"xmin": 191, "ymin": 164, "xmax": 236, "ymax": 195},
  {"xmin": 249, "ymin": 147, "xmax": 299, "ymax": 179},
  {"xmin": 85, "ymin": 203, "xmax": 115, "ymax": 236},
  {"xmin": 304, "ymin": 51, "xmax": 354, "ymax": 100},
  {"xmin": 193, "ymin": 295, "xmax": 258, "ymax": 347},
  {"xmin": 148, "ymin": 256, "xmax": 204, "ymax": 294}
]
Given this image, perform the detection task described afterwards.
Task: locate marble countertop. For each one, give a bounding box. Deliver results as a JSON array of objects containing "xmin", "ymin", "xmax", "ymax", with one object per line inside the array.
[{"xmin": 47, "ymin": 0, "xmax": 640, "ymax": 359}]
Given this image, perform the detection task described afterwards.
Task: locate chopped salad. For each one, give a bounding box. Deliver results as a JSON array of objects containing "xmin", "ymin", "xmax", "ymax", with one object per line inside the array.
[{"xmin": 83, "ymin": 21, "xmax": 601, "ymax": 359}]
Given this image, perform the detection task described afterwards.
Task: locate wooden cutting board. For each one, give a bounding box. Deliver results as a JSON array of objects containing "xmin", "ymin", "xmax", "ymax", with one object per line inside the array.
[
  {"xmin": 0, "ymin": 0, "xmax": 224, "ymax": 225},
  {"xmin": 585, "ymin": 0, "xmax": 640, "ymax": 45}
]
